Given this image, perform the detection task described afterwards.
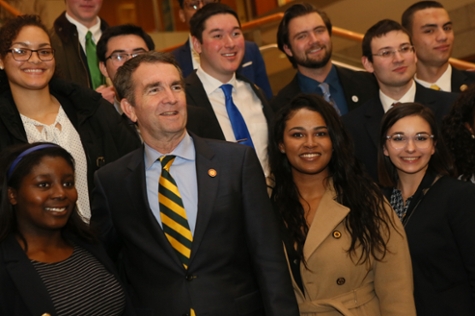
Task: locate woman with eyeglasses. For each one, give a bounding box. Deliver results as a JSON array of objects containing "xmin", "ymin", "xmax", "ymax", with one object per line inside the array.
[
  {"xmin": 0, "ymin": 15, "xmax": 140, "ymax": 221},
  {"xmin": 378, "ymin": 103, "xmax": 475, "ymax": 315}
]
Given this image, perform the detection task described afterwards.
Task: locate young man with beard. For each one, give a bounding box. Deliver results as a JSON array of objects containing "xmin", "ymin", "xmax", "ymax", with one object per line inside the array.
[
  {"xmin": 272, "ymin": 3, "xmax": 379, "ymax": 115},
  {"xmin": 402, "ymin": 1, "xmax": 475, "ymax": 93},
  {"xmin": 342, "ymin": 19, "xmax": 457, "ymax": 181}
]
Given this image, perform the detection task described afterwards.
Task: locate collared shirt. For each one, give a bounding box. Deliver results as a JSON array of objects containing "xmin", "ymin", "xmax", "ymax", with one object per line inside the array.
[
  {"xmin": 390, "ymin": 188, "xmax": 413, "ymax": 221},
  {"xmin": 65, "ymin": 13, "xmax": 101, "ymax": 54},
  {"xmin": 379, "ymin": 80, "xmax": 417, "ymax": 113},
  {"xmin": 113, "ymin": 98, "xmax": 123, "ymax": 115},
  {"xmin": 196, "ymin": 66, "xmax": 269, "ymax": 176},
  {"xmin": 20, "ymin": 106, "xmax": 90, "ymax": 221},
  {"xmin": 297, "ymin": 64, "xmax": 349, "ymax": 115},
  {"xmin": 144, "ymin": 132, "xmax": 198, "ymax": 235},
  {"xmin": 188, "ymin": 34, "xmax": 201, "ymax": 71},
  {"xmin": 415, "ymin": 64, "xmax": 452, "ymax": 92}
]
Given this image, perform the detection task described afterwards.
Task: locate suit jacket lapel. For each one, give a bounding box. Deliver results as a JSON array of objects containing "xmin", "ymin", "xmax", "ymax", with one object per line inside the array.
[
  {"xmin": 124, "ymin": 149, "xmax": 184, "ymax": 269},
  {"xmin": 303, "ymin": 183, "xmax": 350, "ymax": 260},
  {"xmin": 364, "ymin": 98, "xmax": 384, "ymax": 149},
  {"xmin": 189, "ymin": 135, "xmax": 219, "ymax": 265},
  {"xmin": 2, "ymin": 235, "xmax": 57, "ymax": 315},
  {"xmin": 185, "ymin": 72, "xmax": 226, "ymax": 140}
]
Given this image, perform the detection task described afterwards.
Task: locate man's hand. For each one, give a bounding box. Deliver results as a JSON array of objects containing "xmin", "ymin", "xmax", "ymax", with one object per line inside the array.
[{"xmin": 96, "ymin": 85, "xmax": 116, "ymax": 104}]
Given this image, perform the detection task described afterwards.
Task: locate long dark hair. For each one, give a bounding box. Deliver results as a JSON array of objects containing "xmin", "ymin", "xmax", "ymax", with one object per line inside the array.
[
  {"xmin": 0, "ymin": 143, "xmax": 95, "ymax": 248},
  {"xmin": 442, "ymin": 87, "xmax": 475, "ymax": 180},
  {"xmin": 378, "ymin": 103, "xmax": 453, "ymax": 187},
  {"xmin": 270, "ymin": 94, "xmax": 393, "ymax": 265}
]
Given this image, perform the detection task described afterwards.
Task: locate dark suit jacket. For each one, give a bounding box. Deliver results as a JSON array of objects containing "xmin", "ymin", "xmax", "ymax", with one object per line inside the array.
[
  {"xmin": 91, "ymin": 135, "xmax": 299, "ymax": 316},
  {"xmin": 173, "ymin": 39, "xmax": 273, "ymax": 99},
  {"xmin": 270, "ymin": 65, "xmax": 379, "ymax": 113},
  {"xmin": 451, "ymin": 67, "xmax": 475, "ymax": 93},
  {"xmin": 185, "ymin": 71, "xmax": 273, "ymax": 141},
  {"xmin": 342, "ymin": 83, "xmax": 458, "ymax": 181},
  {"xmin": 0, "ymin": 234, "xmax": 135, "ymax": 316},
  {"xmin": 382, "ymin": 172, "xmax": 475, "ymax": 315}
]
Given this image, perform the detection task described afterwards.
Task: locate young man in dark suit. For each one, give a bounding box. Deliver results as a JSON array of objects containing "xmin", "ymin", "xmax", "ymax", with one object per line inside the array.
[
  {"xmin": 184, "ymin": 3, "xmax": 273, "ymax": 176},
  {"xmin": 172, "ymin": 0, "xmax": 273, "ymax": 99},
  {"xmin": 90, "ymin": 51, "xmax": 299, "ymax": 316},
  {"xmin": 342, "ymin": 19, "xmax": 457, "ymax": 181},
  {"xmin": 271, "ymin": 3, "xmax": 379, "ymax": 114},
  {"xmin": 402, "ymin": 1, "xmax": 475, "ymax": 93}
]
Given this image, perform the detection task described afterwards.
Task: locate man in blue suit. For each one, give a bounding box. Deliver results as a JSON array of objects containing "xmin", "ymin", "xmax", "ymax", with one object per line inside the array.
[{"xmin": 172, "ymin": 0, "xmax": 273, "ymax": 99}]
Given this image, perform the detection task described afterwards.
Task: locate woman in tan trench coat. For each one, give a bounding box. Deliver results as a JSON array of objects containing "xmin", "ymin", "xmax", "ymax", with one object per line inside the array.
[{"xmin": 269, "ymin": 94, "xmax": 416, "ymax": 315}]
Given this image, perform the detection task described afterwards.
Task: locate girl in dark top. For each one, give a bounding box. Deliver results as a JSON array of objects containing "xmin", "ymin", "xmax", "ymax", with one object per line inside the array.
[
  {"xmin": 0, "ymin": 142, "xmax": 135, "ymax": 315},
  {"xmin": 378, "ymin": 103, "xmax": 475, "ymax": 315}
]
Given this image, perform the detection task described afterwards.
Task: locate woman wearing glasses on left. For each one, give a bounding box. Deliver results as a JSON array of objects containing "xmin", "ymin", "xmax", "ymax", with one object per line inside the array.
[{"xmin": 0, "ymin": 15, "xmax": 140, "ymax": 222}]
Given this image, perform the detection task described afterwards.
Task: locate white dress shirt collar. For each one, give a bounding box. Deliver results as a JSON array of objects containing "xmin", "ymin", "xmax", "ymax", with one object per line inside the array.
[
  {"xmin": 379, "ymin": 80, "xmax": 417, "ymax": 113},
  {"xmin": 414, "ymin": 64, "xmax": 452, "ymax": 92},
  {"xmin": 65, "ymin": 13, "xmax": 101, "ymax": 53},
  {"xmin": 144, "ymin": 131, "xmax": 195, "ymax": 169},
  {"xmin": 196, "ymin": 66, "xmax": 237, "ymax": 94}
]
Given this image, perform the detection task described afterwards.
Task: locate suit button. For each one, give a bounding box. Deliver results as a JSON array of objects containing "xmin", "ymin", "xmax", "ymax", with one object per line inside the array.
[
  {"xmin": 336, "ymin": 277, "xmax": 346, "ymax": 285},
  {"xmin": 185, "ymin": 274, "xmax": 196, "ymax": 281},
  {"xmin": 332, "ymin": 230, "xmax": 341, "ymax": 239}
]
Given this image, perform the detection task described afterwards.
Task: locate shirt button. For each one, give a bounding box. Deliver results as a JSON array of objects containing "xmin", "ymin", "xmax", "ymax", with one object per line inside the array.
[
  {"xmin": 332, "ymin": 230, "xmax": 341, "ymax": 239},
  {"xmin": 336, "ymin": 277, "xmax": 346, "ymax": 285}
]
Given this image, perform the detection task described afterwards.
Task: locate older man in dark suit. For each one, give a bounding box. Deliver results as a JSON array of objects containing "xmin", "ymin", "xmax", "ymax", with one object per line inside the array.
[
  {"xmin": 342, "ymin": 19, "xmax": 457, "ymax": 181},
  {"xmin": 90, "ymin": 51, "xmax": 298, "ymax": 316}
]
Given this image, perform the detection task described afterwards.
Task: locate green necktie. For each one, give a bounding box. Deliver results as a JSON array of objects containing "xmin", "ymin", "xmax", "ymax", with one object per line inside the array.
[
  {"xmin": 159, "ymin": 155, "xmax": 193, "ymax": 269},
  {"xmin": 85, "ymin": 31, "xmax": 103, "ymax": 89}
]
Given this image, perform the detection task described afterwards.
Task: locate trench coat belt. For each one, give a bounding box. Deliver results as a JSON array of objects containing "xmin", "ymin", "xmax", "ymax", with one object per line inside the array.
[{"xmin": 299, "ymin": 282, "xmax": 376, "ymax": 315}]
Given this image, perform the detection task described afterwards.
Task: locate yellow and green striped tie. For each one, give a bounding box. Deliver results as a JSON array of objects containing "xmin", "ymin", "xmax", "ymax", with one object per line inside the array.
[{"xmin": 159, "ymin": 155, "xmax": 193, "ymax": 269}]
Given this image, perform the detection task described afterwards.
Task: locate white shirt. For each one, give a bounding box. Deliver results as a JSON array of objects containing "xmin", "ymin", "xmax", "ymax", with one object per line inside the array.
[
  {"xmin": 20, "ymin": 106, "xmax": 91, "ymax": 221},
  {"xmin": 414, "ymin": 64, "xmax": 452, "ymax": 92},
  {"xmin": 380, "ymin": 80, "xmax": 417, "ymax": 113},
  {"xmin": 65, "ymin": 13, "xmax": 101, "ymax": 54},
  {"xmin": 196, "ymin": 66, "xmax": 269, "ymax": 176}
]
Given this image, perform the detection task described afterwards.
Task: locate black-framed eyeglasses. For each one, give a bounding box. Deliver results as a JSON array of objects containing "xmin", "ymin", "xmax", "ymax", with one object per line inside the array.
[
  {"xmin": 184, "ymin": 0, "xmax": 219, "ymax": 10},
  {"xmin": 372, "ymin": 45, "xmax": 415, "ymax": 58},
  {"xmin": 8, "ymin": 47, "xmax": 55, "ymax": 61},
  {"xmin": 386, "ymin": 133, "xmax": 434, "ymax": 150},
  {"xmin": 106, "ymin": 51, "xmax": 147, "ymax": 64}
]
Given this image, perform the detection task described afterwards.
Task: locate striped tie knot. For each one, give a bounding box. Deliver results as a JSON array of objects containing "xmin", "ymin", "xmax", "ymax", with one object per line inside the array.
[{"xmin": 160, "ymin": 155, "xmax": 175, "ymax": 172}]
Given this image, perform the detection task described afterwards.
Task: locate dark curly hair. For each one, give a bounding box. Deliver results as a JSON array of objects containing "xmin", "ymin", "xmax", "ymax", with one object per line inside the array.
[
  {"xmin": 0, "ymin": 143, "xmax": 96, "ymax": 249},
  {"xmin": 269, "ymin": 94, "xmax": 394, "ymax": 265},
  {"xmin": 442, "ymin": 86, "xmax": 475, "ymax": 180}
]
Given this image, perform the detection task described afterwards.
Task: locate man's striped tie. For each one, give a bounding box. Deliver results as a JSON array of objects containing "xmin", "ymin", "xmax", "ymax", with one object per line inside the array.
[{"xmin": 159, "ymin": 155, "xmax": 193, "ymax": 269}]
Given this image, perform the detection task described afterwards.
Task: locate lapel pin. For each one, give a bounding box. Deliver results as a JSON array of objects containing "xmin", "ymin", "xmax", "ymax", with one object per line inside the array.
[
  {"xmin": 208, "ymin": 169, "xmax": 217, "ymax": 177},
  {"xmin": 332, "ymin": 230, "xmax": 342, "ymax": 239},
  {"xmin": 351, "ymin": 95, "xmax": 358, "ymax": 103},
  {"xmin": 460, "ymin": 84, "xmax": 468, "ymax": 92}
]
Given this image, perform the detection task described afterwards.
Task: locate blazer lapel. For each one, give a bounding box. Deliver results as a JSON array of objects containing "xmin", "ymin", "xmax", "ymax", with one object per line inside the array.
[
  {"xmin": 303, "ymin": 183, "xmax": 350, "ymax": 261},
  {"xmin": 124, "ymin": 150, "xmax": 184, "ymax": 269},
  {"xmin": 2, "ymin": 235, "xmax": 57, "ymax": 315},
  {"xmin": 188, "ymin": 135, "xmax": 219, "ymax": 265},
  {"xmin": 364, "ymin": 98, "xmax": 384, "ymax": 149}
]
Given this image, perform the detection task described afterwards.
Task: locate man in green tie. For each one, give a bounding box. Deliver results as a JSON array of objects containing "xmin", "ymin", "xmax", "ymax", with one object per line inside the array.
[
  {"xmin": 91, "ymin": 51, "xmax": 299, "ymax": 316},
  {"xmin": 50, "ymin": 0, "xmax": 114, "ymax": 102}
]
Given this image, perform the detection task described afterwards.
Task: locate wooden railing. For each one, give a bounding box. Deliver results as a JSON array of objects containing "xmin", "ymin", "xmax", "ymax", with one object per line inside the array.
[
  {"xmin": 0, "ymin": 0, "xmax": 21, "ymax": 17},
  {"xmin": 162, "ymin": 12, "xmax": 475, "ymax": 70}
]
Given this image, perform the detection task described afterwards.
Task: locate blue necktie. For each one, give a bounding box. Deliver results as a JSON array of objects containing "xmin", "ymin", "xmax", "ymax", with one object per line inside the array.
[
  {"xmin": 220, "ymin": 84, "xmax": 254, "ymax": 148},
  {"xmin": 319, "ymin": 82, "xmax": 341, "ymax": 115}
]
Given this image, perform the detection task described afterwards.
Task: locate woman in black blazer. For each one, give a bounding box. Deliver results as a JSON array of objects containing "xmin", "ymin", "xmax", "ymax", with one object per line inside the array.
[
  {"xmin": 378, "ymin": 103, "xmax": 475, "ymax": 315},
  {"xmin": 0, "ymin": 143, "xmax": 135, "ymax": 316}
]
